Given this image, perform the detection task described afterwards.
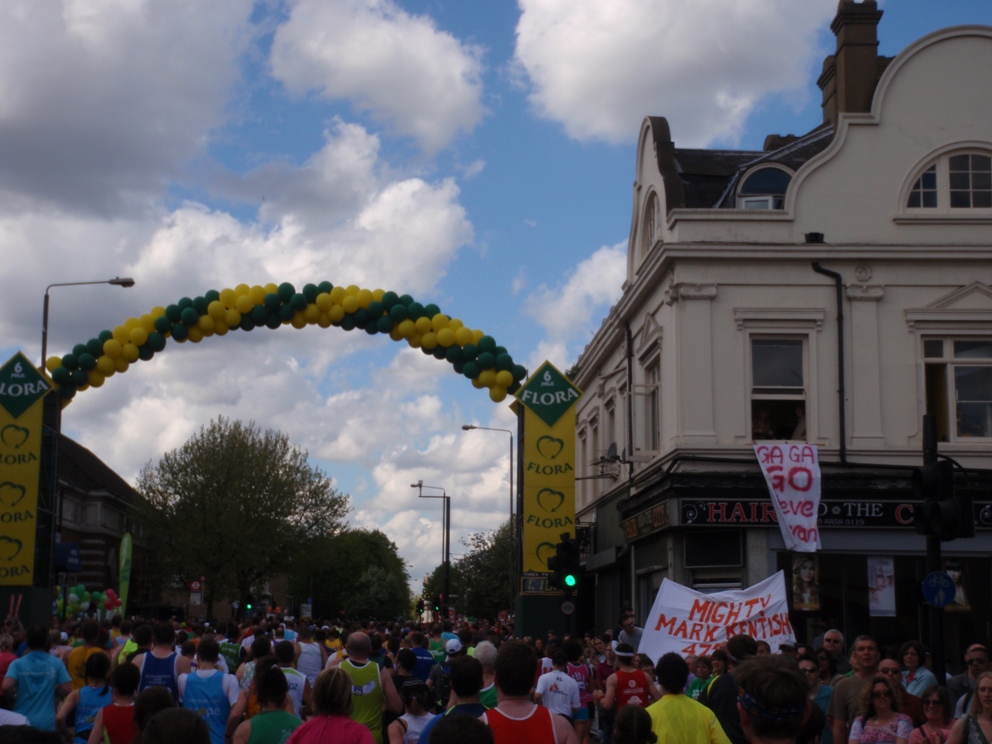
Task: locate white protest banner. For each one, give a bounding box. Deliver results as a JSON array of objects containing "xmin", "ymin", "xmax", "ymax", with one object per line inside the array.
[
  {"xmin": 754, "ymin": 444, "xmax": 822, "ymax": 552},
  {"xmin": 639, "ymin": 572, "xmax": 796, "ymax": 661}
]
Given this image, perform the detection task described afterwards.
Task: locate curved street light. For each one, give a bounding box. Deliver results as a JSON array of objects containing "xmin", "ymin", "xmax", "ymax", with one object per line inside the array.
[{"xmin": 41, "ymin": 277, "xmax": 136, "ymax": 366}]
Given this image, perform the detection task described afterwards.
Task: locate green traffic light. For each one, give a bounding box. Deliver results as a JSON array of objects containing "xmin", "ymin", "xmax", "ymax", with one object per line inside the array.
[{"xmin": 564, "ymin": 574, "xmax": 577, "ymax": 588}]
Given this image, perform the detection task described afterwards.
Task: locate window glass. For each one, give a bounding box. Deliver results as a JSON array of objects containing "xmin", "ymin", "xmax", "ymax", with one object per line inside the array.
[
  {"xmin": 949, "ymin": 154, "xmax": 992, "ymax": 209},
  {"xmin": 752, "ymin": 339, "xmax": 804, "ymax": 388},
  {"xmin": 955, "ymin": 367, "xmax": 992, "ymax": 438},
  {"xmin": 740, "ymin": 168, "xmax": 792, "ymax": 195},
  {"xmin": 954, "ymin": 340, "xmax": 992, "ymax": 359},
  {"xmin": 908, "ymin": 164, "xmax": 938, "ymax": 208},
  {"xmin": 924, "ymin": 339, "xmax": 945, "ymax": 358}
]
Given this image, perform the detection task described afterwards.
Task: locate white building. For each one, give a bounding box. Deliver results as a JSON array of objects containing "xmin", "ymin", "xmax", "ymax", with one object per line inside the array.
[{"xmin": 573, "ymin": 2, "xmax": 992, "ymax": 653}]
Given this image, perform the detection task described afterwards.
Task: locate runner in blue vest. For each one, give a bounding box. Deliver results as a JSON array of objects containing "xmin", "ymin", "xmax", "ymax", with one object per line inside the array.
[
  {"xmin": 178, "ymin": 637, "xmax": 240, "ymax": 744},
  {"xmin": 134, "ymin": 623, "xmax": 192, "ymax": 702},
  {"xmin": 56, "ymin": 650, "xmax": 112, "ymax": 742}
]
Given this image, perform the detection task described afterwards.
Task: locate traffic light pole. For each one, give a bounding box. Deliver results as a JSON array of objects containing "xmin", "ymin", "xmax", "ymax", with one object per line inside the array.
[{"xmin": 922, "ymin": 415, "xmax": 946, "ymax": 683}]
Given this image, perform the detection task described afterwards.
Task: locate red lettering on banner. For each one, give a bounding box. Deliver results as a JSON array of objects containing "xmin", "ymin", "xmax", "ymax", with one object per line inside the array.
[
  {"xmin": 703, "ymin": 625, "xmax": 720, "ymax": 642},
  {"xmin": 673, "ymin": 620, "xmax": 689, "ymax": 638},
  {"xmin": 689, "ymin": 598, "xmax": 712, "ymax": 623},
  {"xmin": 788, "ymin": 467, "xmax": 813, "ymax": 491},
  {"xmin": 688, "ymin": 623, "xmax": 702, "ymax": 641},
  {"xmin": 655, "ymin": 614, "xmax": 677, "ymax": 633}
]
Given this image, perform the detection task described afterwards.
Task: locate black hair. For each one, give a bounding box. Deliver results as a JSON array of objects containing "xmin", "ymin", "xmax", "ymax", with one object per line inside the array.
[
  {"xmin": 449, "ymin": 656, "xmax": 484, "ymax": 698},
  {"xmin": 112, "ymin": 662, "xmax": 141, "ymax": 697},
  {"xmin": 495, "ymin": 641, "xmax": 537, "ymax": 698},
  {"xmin": 429, "ymin": 712, "xmax": 494, "ymax": 744},
  {"xmin": 274, "ymin": 640, "xmax": 295, "ymax": 665},
  {"xmin": 655, "ymin": 652, "xmax": 689, "ymax": 694},
  {"xmin": 614, "ymin": 703, "xmax": 658, "ymax": 744},
  {"xmin": 255, "ymin": 656, "xmax": 289, "ymax": 708}
]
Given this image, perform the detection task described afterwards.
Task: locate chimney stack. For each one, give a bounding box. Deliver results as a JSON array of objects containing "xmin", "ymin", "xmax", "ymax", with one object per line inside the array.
[{"xmin": 817, "ymin": 0, "xmax": 884, "ymax": 127}]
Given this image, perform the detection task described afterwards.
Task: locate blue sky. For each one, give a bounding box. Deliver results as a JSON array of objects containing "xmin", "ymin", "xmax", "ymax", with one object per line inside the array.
[{"xmin": 0, "ymin": 0, "xmax": 987, "ymax": 595}]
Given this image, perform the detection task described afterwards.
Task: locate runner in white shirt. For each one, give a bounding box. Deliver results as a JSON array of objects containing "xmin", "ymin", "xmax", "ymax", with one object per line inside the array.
[
  {"xmin": 534, "ymin": 651, "xmax": 582, "ymax": 721},
  {"xmin": 294, "ymin": 626, "xmax": 326, "ymax": 687}
]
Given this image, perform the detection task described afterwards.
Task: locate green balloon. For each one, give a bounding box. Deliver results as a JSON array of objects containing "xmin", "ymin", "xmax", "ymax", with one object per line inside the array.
[
  {"xmin": 365, "ymin": 323, "xmax": 379, "ymax": 336},
  {"xmin": 147, "ymin": 332, "xmax": 166, "ymax": 352},
  {"xmin": 399, "ymin": 294, "xmax": 414, "ymax": 306},
  {"xmin": 166, "ymin": 304, "xmax": 182, "ymax": 322},
  {"xmin": 367, "ymin": 301, "xmax": 384, "ymax": 318},
  {"xmin": 205, "ymin": 289, "xmax": 221, "ymax": 302},
  {"xmin": 445, "ymin": 346, "xmax": 462, "ymax": 363},
  {"xmin": 303, "ymin": 283, "xmax": 319, "ymax": 302},
  {"xmin": 171, "ymin": 323, "xmax": 189, "ymax": 341},
  {"xmin": 154, "ymin": 316, "xmax": 172, "ymax": 334},
  {"xmin": 265, "ymin": 313, "xmax": 282, "ymax": 329},
  {"xmin": 77, "ymin": 353, "xmax": 96, "ymax": 371},
  {"xmin": 177, "ymin": 297, "xmax": 193, "ymax": 310},
  {"xmin": 508, "ymin": 381, "xmax": 521, "ymax": 394},
  {"xmin": 138, "ymin": 345, "xmax": 154, "ymax": 361},
  {"xmin": 421, "ymin": 345, "xmax": 434, "ymax": 356},
  {"xmin": 382, "ymin": 291, "xmax": 399, "ymax": 309},
  {"xmin": 353, "ymin": 308, "xmax": 369, "ymax": 327},
  {"xmin": 52, "ymin": 367, "xmax": 71, "ymax": 385},
  {"xmin": 461, "ymin": 344, "xmax": 478, "ymax": 361},
  {"xmin": 239, "ymin": 317, "xmax": 256, "ymax": 331},
  {"xmin": 496, "ymin": 353, "xmax": 513, "ymax": 371},
  {"xmin": 407, "ymin": 302, "xmax": 424, "ymax": 319},
  {"xmin": 462, "ymin": 361, "xmax": 480, "ymax": 379},
  {"xmin": 494, "ymin": 346, "xmax": 508, "ymax": 356},
  {"xmin": 250, "ymin": 305, "xmax": 268, "ymax": 325},
  {"xmin": 423, "ymin": 303, "xmax": 441, "ymax": 318},
  {"xmin": 181, "ymin": 307, "xmax": 200, "ymax": 326},
  {"xmin": 71, "ymin": 368, "xmax": 87, "ymax": 386},
  {"xmin": 278, "ymin": 304, "xmax": 294, "ymax": 322},
  {"xmin": 192, "ymin": 296, "xmax": 209, "ymax": 315},
  {"xmin": 512, "ymin": 364, "xmax": 527, "ymax": 382},
  {"xmin": 452, "ymin": 360, "xmax": 464, "ymax": 374},
  {"xmin": 73, "ymin": 344, "xmax": 88, "ymax": 357},
  {"xmin": 290, "ymin": 293, "xmax": 308, "ymax": 312},
  {"xmin": 61, "ymin": 354, "xmax": 78, "ymax": 371},
  {"xmin": 278, "ymin": 282, "xmax": 296, "ymax": 302},
  {"xmin": 317, "ymin": 281, "xmax": 333, "ymax": 294},
  {"xmin": 389, "ymin": 304, "xmax": 408, "ymax": 322},
  {"xmin": 59, "ymin": 386, "xmax": 76, "ymax": 400},
  {"xmin": 98, "ymin": 330, "xmax": 113, "ymax": 343},
  {"xmin": 340, "ymin": 315, "xmax": 356, "ymax": 331},
  {"xmin": 477, "ymin": 352, "xmax": 495, "ymax": 370},
  {"xmin": 375, "ymin": 316, "xmax": 393, "ymax": 333},
  {"xmin": 478, "ymin": 336, "xmax": 497, "ymax": 354},
  {"xmin": 432, "ymin": 346, "xmax": 447, "ymax": 360},
  {"xmin": 263, "ymin": 293, "xmax": 281, "ymax": 312},
  {"xmin": 86, "ymin": 339, "xmax": 102, "ymax": 356}
]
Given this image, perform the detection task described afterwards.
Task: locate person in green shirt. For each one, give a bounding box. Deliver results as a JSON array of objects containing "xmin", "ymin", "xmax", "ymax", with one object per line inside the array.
[
  {"xmin": 687, "ymin": 656, "xmax": 713, "ymax": 700},
  {"xmin": 231, "ymin": 657, "xmax": 301, "ymax": 744}
]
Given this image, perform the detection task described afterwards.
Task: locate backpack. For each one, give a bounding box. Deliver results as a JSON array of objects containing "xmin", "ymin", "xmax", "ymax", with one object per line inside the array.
[{"xmin": 433, "ymin": 664, "xmax": 452, "ymax": 711}]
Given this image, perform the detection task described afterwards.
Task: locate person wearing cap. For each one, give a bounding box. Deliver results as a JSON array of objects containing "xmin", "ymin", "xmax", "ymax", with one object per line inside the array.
[
  {"xmin": 428, "ymin": 638, "xmax": 463, "ymax": 712},
  {"xmin": 645, "ymin": 652, "xmax": 731, "ymax": 744}
]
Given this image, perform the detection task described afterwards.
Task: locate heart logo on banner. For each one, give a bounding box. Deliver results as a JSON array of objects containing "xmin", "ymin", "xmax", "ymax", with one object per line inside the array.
[
  {"xmin": 537, "ymin": 488, "xmax": 564, "ymax": 513},
  {"xmin": 0, "ymin": 536, "xmax": 23, "ymax": 561},
  {"xmin": 536, "ymin": 436, "xmax": 564, "ymax": 460},
  {"xmin": 0, "ymin": 482, "xmax": 26, "ymax": 508},
  {"xmin": 0, "ymin": 425, "xmax": 29, "ymax": 449},
  {"xmin": 536, "ymin": 542, "xmax": 557, "ymax": 568}
]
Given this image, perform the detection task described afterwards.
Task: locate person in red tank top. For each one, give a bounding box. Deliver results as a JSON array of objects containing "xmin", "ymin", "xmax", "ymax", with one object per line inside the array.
[
  {"xmin": 593, "ymin": 643, "xmax": 661, "ymax": 714},
  {"xmin": 487, "ymin": 641, "xmax": 578, "ymax": 744},
  {"xmin": 88, "ymin": 661, "xmax": 140, "ymax": 744}
]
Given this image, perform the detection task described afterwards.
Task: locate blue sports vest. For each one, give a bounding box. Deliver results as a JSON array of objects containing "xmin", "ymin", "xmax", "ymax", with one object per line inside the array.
[
  {"xmin": 183, "ymin": 671, "xmax": 231, "ymax": 744},
  {"xmin": 139, "ymin": 652, "xmax": 179, "ymax": 701},
  {"xmin": 75, "ymin": 685, "xmax": 111, "ymax": 743}
]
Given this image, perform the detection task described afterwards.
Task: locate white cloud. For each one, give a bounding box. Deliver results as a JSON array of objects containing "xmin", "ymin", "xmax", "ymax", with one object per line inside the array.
[
  {"xmin": 0, "ymin": 0, "xmax": 253, "ymax": 213},
  {"xmin": 271, "ymin": 0, "xmax": 486, "ymax": 153},
  {"xmin": 514, "ymin": 0, "xmax": 835, "ymax": 146},
  {"xmin": 524, "ymin": 241, "xmax": 626, "ymax": 367}
]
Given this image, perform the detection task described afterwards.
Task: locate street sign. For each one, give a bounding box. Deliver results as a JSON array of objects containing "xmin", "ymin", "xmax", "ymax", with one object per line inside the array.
[
  {"xmin": 190, "ymin": 592, "xmax": 202, "ymax": 606},
  {"xmin": 560, "ymin": 599, "xmax": 575, "ymax": 616},
  {"xmin": 300, "ymin": 603, "xmax": 312, "ymax": 618},
  {"xmin": 922, "ymin": 571, "xmax": 956, "ymax": 608},
  {"xmin": 190, "ymin": 580, "xmax": 202, "ymax": 591},
  {"xmin": 448, "ymin": 606, "xmax": 456, "ymax": 621}
]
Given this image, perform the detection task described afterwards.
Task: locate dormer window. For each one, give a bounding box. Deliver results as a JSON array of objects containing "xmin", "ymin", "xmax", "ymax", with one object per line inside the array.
[
  {"xmin": 737, "ymin": 167, "xmax": 792, "ymax": 210},
  {"xmin": 906, "ymin": 151, "xmax": 992, "ymax": 210}
]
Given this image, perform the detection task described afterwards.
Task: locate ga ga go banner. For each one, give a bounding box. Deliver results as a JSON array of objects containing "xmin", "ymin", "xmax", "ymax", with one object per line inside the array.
[{"xmin": 639, "ymin": 571, "xmax": 796, "ymax": 661}]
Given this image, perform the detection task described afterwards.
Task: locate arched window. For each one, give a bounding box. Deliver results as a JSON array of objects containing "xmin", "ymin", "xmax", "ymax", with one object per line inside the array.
[
  {"xmin": 737, "ymin": 167, "xmax": 792, "ymax": 210},
  {"xmin": 643, "ymin": 192, "xmax": 660, "ymax": 255},
  {"xmin": 907, "ymin": 151, "xmax": 992, "ymax": 210}
]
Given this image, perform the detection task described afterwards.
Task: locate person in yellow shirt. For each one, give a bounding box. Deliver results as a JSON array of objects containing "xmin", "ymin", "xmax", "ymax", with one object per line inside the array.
[
  {"xmin": 65, "ymin": 621, "xmax": 106, "ymax": 690},
  {"xmin": 645, "ymin": 652, "xmax": 731, "ymax": 744}
]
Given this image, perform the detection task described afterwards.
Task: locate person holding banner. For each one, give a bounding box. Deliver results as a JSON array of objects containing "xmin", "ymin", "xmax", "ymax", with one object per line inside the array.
[{"xmin": 644, "ymin": 652, "xmax": 731, "ymax": 744}]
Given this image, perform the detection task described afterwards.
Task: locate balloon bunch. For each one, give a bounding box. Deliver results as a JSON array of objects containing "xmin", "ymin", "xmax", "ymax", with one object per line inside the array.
[
  {"xmin": 45, "ymin": 282, "xmax": 528, "ymax": 403},
  {"xmin": 56, "ymin": 584, "xmax": 123, "ymax": 617}
]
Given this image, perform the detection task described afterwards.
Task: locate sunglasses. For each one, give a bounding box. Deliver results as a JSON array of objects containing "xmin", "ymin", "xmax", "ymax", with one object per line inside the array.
[
  {"xmin": 923, "ymin": 700, "xmax": 943, "ymax": 707},
  {"xmin": 872, "ymin": 690, "xmax": 892, "ymax": 699},
  {"xmin": 968, "ymin": 658, "xmax": 988, "ymax": 665},
  {"xmin": 799, "ymin": 667, "xmax": 818, "ymax": 675}
]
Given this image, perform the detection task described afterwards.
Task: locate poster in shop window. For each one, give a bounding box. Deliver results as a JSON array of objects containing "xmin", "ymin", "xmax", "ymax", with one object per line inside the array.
[
  {"xmin": 867, "ymin": 557, "xmax": 896, "ymax": 617},
  {"xmin": 943, "ymin": 558, "xmax": 970, "ymax": 612},
  {"xmin": 792, "ymin": 554, "xmax": 820, "ymax": 612}
]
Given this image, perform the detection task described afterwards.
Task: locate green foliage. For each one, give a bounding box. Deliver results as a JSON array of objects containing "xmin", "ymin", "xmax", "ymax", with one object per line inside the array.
[{"xmin": 136, "ymin": 416, "xmax": 349, "ymax": 616}]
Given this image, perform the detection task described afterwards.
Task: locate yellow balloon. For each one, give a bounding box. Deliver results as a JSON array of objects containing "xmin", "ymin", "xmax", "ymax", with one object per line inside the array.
[
  {"xmin": 140, "ymin": 314, "xmax": 155, "ymax": 333},
  {"xmin": 112, "ymin": 326, "xmax": 130, "ymax": 344},
  {"xmin": 124, "ymin": 317, "xmax": 140, "ymax": 331},
  {"xmin": 421, "ymin": 332, "xmax": 438, "ymax": 350},
  {"xmin": 448, "ymin": 318, "xmax": 464, "ymax": 331},
  {"xmin": 220, "ymin": 288, "xmax": 237, "ymax": 308},
  {"xmin": 114, "ymin": 358, "xmax": 129, "ymax": 373},
  {"xmin": 357, "ymin": 289, "xmax": 373, "ymax": 308},
  {"xmin": 415, "ymin": 317, "xmax": 433, "ymax": 334},
  {"xmin": 264, "ymin": 282, "xmax": 279, "ymax": 296},
  {"xmin": 249, "ymin": 285, "xmax": 266, "ymax": 305},
  {"xmin": 495, "ymin": 370, "xmax": 514, "ymax": 388},
  {"xmin": 454, "ymin": 327, "xmax": 473, "ymax": 346},
  {"xmin": 214, "ymin": 320, "xmax": 229, "ymax": 335},
  {"xmin": 329, "ymin": 305, "xmax": 345, "ymax": 322},
  {"xmin": 187, "ymin": 327, "xmax": 204, "ymax": 343},
  {"xmin": 225, "ymin": 308, "xmax": 242, "ymax": 327},
  {"xmin": 46, "ymin": 356, "xmax": 61, "ymax": 372},
  {"xmin": 389, "ymin": 327, "xmax": 404, "ymax": 341},
  {"xmin": 431, "ymin": 314, "xmax": 449, "ymax": 332},
  {"xmin": 235, "ymin": 295, "xmax": 254, "ymax": 314},
  {"xmin": 329, "ymin": 286, "xmax": 346, "ymax": 304},
  {"xmin": 292, "ymin": 312, "xmax": 307, "ymax": 329},
  {"xmin": 478, "ymin": 369, "xmax": 496, "ymax": 387},
  {"xmin": 472, "ymin": 329, "xmax": 485, "ymax": 343},
  {"xmin": 150, "ymin": 306, "xmax": 167, "ymax": 319},
  {"xmin": 96, "ymin": 356, "xmax": 115, "ymax": 376},
  {"xmin": 122, "ymin": 343, "xmax": 139, "ymax": 363},
  {"xmin": 77, "ymin": 383, "xmax": 89, "ymax": 391},
  {"xmin": 398, "ymin": 319, "xmax": 416, "ymax": 339},
  {"xmin": 489, "ymin": 386, "xmax": 507, "ymax": 403},
  {"xmin": 317, "ymin": 313, "xmax": 332, "ymax": 328},
  {"xmin": 304, "ymin": 305, "xmax": 320, "ymax": 323},
  {"xmin": 197, "ymin": 316, "xmax": 215, "ymax": 334},
  {"xmin": 471, "ymin": 376, "xmax": 486, "ymax": 389},
  {"xmin": 342, "ymin": 296, "xmax": 359, "ymax": 313},
  {"xmin": 235, "ymin": 283, "xmax": 251, "ymax": 297},
  {"xmin": 436, "ymin": 328, "xmax": 455, "ymax": 347},
  {"xmin": 315, "ymin": 293, "xmax": 332, "ymax": 312},
  {"xmin": 208, "ymin": 300, "xmax": 226, "ymax": 320},
  {"xmin": 372, "ymin": 288, "xmax": 385, "ymax": 301},
  {"xmin": 102, "ymin": 339, "xmax": 123, "ymax": 358},
  {"xmin": 129, "ymin": 328, "xmax": 148, "ymax": 347},
  {"xmin": 408, "ymin": 334, "xmax": 422, "ymax": 349},
  {"xmin": 345, "ymin": 284, "xmax": 360, "ymax": 297}
]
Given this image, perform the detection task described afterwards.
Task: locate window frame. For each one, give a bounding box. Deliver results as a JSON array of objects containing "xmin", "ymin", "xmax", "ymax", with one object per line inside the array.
[
  {"xmin": 735, "ymin": 165, "xmax": 793, "ymax": 211},
  {"xmin": 922, "ymin": 336, "xmax": 992, "ymax": 443},
  {"xmin": 633, "ymin": 359, "xmax": 661, "ymax": 455},
  {"xmin": 747, "ymin": 333, "xmax": 810, "ymax": 443},
  {"xmin": 899, "ymin": 144, "xmax": 992, "ymax": 221}
]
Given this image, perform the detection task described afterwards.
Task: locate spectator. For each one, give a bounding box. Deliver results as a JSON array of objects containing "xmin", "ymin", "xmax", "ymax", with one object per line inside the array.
[
  {"xmin": 908, "ymin": 684, "xmax": 951, "ymax": 744},
  {"xmin": 736, "ymin": 656, "xmax": 810, "ymax": 744},
  {"xmin": 1, "ymin": 625, "xmax": 72, "ymax": 731},
  {"xmin": 847, "ymin": 675, "xmax": 912, "ymax": 744},
  {"xmin": 900, "ymin": 642, "xmax": 937, "ymax": 698},
  {"xmin": 644, "ymin": 652, "xmax": 730, "ymax": 744}
]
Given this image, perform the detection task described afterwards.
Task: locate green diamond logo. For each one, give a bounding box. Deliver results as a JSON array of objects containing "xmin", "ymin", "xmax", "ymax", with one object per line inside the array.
[
  {"xmin": 515, "ymin": 361, "xmax": 582, "ymax": 427},
  {"xmin": 0, "ymin": 353, "xmax": 51, "ymax": 419}
]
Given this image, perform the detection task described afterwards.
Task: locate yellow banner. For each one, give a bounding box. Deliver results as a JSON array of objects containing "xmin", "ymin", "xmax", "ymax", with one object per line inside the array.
[
  {"xmin": 0, "ymin": 353, "xmax": 51, "ymax": 585},
  {"xmin": 516, "ymin": 361, "xmax": 581, "ymax": 577}
]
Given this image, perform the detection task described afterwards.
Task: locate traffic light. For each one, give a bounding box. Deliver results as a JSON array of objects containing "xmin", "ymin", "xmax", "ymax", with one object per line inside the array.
[
  {"xmin": 912, "ymin": 459, "xmax": 974, "ymax": 540},
  {"xmin": 416, "ymin": 599, "xmax": 425, "ymax": 614},
  {"xmin": 547, "ymin": 533, "xmax": 580, "ymax": 592},
  {"xmin": 245, "ymin": 593, "xmax": 254, "ymax": 612},
  {"xmin": 433, "ymin": 594, "xmax": 442, "ymax": 612}
]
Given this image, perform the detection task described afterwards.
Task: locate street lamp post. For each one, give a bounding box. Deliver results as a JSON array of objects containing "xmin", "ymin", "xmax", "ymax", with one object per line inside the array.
[
  {"xmin": 41, "ymin": 277, "xmax": 136, "ymax": 367},
  {"xmin": 411, "ymin": 480, "xmax": 449, "ymax": 619},
  {"xmin": 461, "ymin": 424, "xmax": 517, "ymax": 591}
]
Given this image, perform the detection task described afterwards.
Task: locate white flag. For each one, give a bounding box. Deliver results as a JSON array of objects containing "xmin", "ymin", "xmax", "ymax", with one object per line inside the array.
[{"xmin": 754, "ymin": 444, "xmax": 822, "ymax": 552}]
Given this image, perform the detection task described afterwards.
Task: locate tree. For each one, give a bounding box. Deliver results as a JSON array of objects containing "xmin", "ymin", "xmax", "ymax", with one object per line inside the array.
[
  {"xmin": 136, "ymin": 417, "xmax": 349, "ymax": 617},
  {"xmin": 455, "ymin": 521, "xmax": 516, "ymax": 620}
]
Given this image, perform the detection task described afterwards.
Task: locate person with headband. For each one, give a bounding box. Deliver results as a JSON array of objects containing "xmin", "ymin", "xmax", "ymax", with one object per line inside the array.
[
  {"xmin": 735, "ymin": 656, "xmax": 812, "ymax": 744},
  {"xmin": 594, "ymin": 643, "xmax": 661, "ymax": 716}
]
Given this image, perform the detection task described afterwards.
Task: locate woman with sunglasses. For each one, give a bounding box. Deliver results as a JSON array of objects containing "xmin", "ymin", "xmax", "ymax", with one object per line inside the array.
[
  {"xmin": 799, "ymin": 654, "xmax": 834, "ymax": 744},
  {"xmin": 946, "ymin": 671, "xmax": 992, "ymax": 744},
  {"xmin": 848, "ymin": 675, "xmax": 912, "ymax": 744},
  {"xmin": 909, "ymin": 685, "xmax": 951, "ymax": 744}
]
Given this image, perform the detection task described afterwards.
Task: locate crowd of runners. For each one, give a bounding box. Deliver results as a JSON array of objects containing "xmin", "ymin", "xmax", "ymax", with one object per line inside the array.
[{"xmin": 0, "ymin": 609, "xmax": 990, "ymax": 744}]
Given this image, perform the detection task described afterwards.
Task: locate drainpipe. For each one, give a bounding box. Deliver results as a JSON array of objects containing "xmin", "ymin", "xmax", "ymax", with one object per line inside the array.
[
  {"xmin": 811, "ymin": 262, "xmax": 848, "ymax": 464},
  {"xmin": 625, "ymin": 322, "xmax": 635, "ymax": 483}
]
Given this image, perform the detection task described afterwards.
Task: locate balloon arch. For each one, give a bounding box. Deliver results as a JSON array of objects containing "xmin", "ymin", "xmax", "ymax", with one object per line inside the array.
[{"xmin": 44, "ymin": 281, "xmax": 527, "ymax": 404}]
